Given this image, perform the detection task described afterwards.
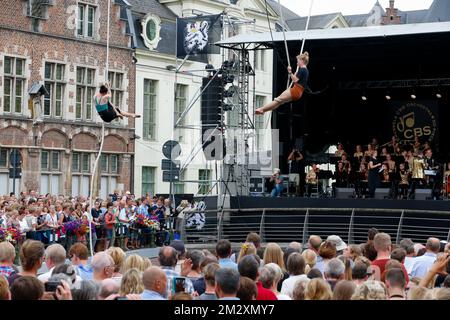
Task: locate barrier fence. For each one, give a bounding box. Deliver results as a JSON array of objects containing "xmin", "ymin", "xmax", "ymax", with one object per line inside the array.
[{"xmin": 181, "ymin": 208, "xmax": 450, "ymax": 245}]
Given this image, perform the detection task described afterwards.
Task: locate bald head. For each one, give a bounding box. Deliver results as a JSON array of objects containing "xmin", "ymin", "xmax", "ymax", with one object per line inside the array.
[
  {"xmin": 158, "ymin": 246, "xmax": 178, "ymax": 267},
  {"xmin": 143, "ymin": 267, "xmax": 167, "ymax": 295},
  {"xmin": 91, "ymin": 252, "xmax": 114, "ymax": 281},
  {"xmin": 308, "ymin": 235, "xmax": 323, "ymax": 252},
  {"xmin": 426, "ymin": 238, "xmax": 440, "ymax": 253},
  {"xmin": 98, "ymin": 278, "xmax": 119, "ymax": 299}
]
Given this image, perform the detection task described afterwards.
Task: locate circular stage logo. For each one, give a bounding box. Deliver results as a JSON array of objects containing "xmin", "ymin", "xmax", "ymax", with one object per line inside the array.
[{"xmin": 392, "ymin": 102, "xmax": 437, "ymax": 143}]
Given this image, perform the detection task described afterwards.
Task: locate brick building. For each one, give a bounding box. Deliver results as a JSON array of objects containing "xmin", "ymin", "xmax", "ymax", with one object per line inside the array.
[{"xmin": 0, "ymin": 0, "xmax": 136, "ymax": 198}]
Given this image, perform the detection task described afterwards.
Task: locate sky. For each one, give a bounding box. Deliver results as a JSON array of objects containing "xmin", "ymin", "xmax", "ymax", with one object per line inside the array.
[{"xmin": 279, "ymin": 0, "xmax": 434, "ymax": 17}]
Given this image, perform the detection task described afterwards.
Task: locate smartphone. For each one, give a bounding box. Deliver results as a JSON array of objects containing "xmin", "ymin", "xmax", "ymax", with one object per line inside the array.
[
  {"xmin": 115, "ymin": 297, "xmax": 128, "ymax": 300},
  {"xmin": 172, "ymin": 277, "xmax": 186, "ymax": 294},
  {"xmin": 45, "ymin": 281, "xmax": 62, "ymax": 292}
]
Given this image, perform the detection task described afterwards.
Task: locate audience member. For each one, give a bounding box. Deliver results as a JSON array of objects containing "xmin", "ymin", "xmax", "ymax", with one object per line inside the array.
[
  {"xmin": 141, "ymin": 267, "xmax": 167, "ymax": 300},
  {"xmin": 410, "ymin": 237, "xmax": 440, "ymax": 278},
  {"xmin": 351, "ymin": 280, "xmax": 388, "ymax": 300},
  {"xmin": 69, "ymin": 243, "xmax": 93, "ymax": 280},
  {"xmin": 91, "ymin": 252, "xmax": 114, "ymax": 282},
  {"xmin": 385, "ymin": 268, "xmax": 406, "ymax": 300},
  {"xmin": 324, "ymin": 258, "xmax": 345, "ymax": 290},
  {"xmin": 305, "ymin": 278, "xmax": 332, "ymax": 300},
  {"xmin": 0, "ymin": 242, "xmax": 17, "ymax": 279},
  {"xmin": 119, "ymin": 268, "xmax": 144, "ymax": 296},
  {"xmin": 238, "ymin": 255, "xmax": 277, "ymax": 300},
  {"xmin": 237, "ymin": 276, "xmax": 258, "ymax": 300},
  {"xmin": 197, "ymin": 263, "xmax": 220, "ymax": 300},
  {"xmin": 281, "ymin": 253, "xmax": 308, "ymax": 298},
  {"xmin": 215, "ymin": 268, "xmax": 240, "ymax": 300},
  {"xmin": 216, "ymin": 239, "xmax": 238, "ymax": 270},
  {"xmin": 332, "ymin": 280, "xmax": 356, "ymax": 300}
]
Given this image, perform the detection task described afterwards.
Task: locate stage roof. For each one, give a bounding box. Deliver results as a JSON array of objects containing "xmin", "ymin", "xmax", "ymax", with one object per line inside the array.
[{"xmin": 216, "ymin": 21, "xmax": 450, "ymax": 48}]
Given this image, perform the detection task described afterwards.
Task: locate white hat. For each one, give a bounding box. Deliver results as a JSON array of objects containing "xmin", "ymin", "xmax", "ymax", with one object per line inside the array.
[{"xmin": 327, "ymin": 235, "xmax": 347, "ymax": 251}]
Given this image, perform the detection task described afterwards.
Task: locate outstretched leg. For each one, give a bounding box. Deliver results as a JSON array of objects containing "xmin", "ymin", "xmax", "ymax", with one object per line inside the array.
[
  {"xmin": 255, "ymin": 89, "xmax": 292, "ymax": 114},
  {"xmin": 115, "ymin": 108, "xmax": 140, "ymax": 119}
]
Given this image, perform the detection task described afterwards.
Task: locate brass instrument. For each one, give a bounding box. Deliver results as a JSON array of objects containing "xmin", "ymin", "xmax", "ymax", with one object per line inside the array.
[
  {"xmin": 306, "ymin": 169, "xmax": 318, "ymax": 185},
  {"xmin": 399, "ymin": 170, "xmax": 410, "ymax": 186},
  {"xmin": 411, "ymin": 157, "xmax": 425, "ymax": 180}
]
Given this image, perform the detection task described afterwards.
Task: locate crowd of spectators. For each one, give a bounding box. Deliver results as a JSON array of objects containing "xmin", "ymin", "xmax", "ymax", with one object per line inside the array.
[
  {"xmin": 1, "ymin": 222, "xmax": 449, "ymax": 300},
  {"xmin": 0, "ymin": 190, "xmax": 209, "ymax": 253}
]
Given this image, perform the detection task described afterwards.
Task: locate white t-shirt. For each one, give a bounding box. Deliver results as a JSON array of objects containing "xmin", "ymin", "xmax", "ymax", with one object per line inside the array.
[
  {"xmin": 280, "ymin": 274, "xmax": 310, "ymax": 298},
  {"xmin": 118, "ymin": 208, "xmax": 129, "ymax": 226}
]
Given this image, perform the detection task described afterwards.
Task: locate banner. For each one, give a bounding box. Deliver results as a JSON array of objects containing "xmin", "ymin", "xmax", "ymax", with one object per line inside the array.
[
  {"xmin": 176, "ymin": 14, "xmax": 222, "ymax": 62},
  {"xmin": 391, "ymin": 101, "xmax": 439, "ymax": 145}
]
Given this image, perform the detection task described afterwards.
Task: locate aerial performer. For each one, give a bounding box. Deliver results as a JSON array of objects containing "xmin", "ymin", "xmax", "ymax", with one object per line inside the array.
[
  {"xmin": 94, "ymin": 83, "xmax": 140, "ymax": 123},
  {"xmin": 255, "ymin": 52, "xmax": 309, "ymax": 115}
]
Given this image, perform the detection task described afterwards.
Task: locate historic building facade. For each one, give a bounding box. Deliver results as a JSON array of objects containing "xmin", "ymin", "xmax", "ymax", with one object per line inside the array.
[{"xmin": 0, "ymin": 0, "xmax": 136, "ymax": 197}]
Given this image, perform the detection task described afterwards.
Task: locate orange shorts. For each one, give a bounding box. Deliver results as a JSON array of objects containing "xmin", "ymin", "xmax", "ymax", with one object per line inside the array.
[{"xmin": 290, "ymin": 84, "xmax": 305, "ymax": 101}]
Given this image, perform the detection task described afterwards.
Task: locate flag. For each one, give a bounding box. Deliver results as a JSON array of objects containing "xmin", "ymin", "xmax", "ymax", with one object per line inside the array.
[{"xmin": 176, "ymin": 14, "xmax": 222, "ymax": 62}]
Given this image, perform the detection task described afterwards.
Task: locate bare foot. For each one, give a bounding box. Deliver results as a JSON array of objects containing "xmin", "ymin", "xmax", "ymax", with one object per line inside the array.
[{"xmin": 255, "ymin": 108, "xmax": 264, "ymax": 115}]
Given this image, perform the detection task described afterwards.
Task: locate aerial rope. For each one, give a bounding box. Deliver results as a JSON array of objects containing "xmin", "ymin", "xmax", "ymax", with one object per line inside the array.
[
  {"xmin": 256, "ymin": 0, "xmax": 316, "ymax": 115},
  {"xmin": 88, "ymin": 0, "xmax": 111, "ymax": 257}
]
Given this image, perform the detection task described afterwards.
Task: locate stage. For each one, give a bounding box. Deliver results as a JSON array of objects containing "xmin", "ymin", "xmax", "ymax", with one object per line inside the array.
[{"xmin": 229, "ymin": 196, "xmax": 450, "ymax": 211}]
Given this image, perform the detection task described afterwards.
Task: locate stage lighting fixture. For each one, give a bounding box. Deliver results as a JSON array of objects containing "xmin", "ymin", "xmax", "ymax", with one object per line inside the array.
[
  {"xmin": 436, "ymin": 93, "xmax": 442, "ymax": 99},
  {"xmin": 361, "ymin": 95, "xmax": 367, "ymax": 101},
  {"xmin": 221, "ymin": 103, "xmax": 233, "ymax": 111},
  {"xmin": 411, "ymin": 94, "xmax": 416, "ymax": 100},
  {"xmin": 223, "ymin": 74, "xmax": 235, "ymax": 84},
  {"xmin": 385, "ymin": 95, "xmax": 391, "ymax": 100},
  {"xmin": 223, "ymin": 85, "xmax": 236, "ymax": 98}
]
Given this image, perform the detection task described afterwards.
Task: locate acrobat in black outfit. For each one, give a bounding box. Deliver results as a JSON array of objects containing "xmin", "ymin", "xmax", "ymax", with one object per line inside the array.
[{"xmin": 94, "ymin": 84, "xmax": 140, "ymax": 123}]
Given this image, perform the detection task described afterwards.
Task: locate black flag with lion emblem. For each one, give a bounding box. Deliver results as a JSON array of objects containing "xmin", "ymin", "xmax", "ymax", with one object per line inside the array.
[{"xmin": 176, "ymin": 14, "xmax": 222, "ymax": 62}]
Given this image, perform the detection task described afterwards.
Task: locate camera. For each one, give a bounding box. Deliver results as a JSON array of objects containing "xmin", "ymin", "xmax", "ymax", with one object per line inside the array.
[{"xmin": 45, "ymin": 281, "xmax": 62, "ymax": 292}]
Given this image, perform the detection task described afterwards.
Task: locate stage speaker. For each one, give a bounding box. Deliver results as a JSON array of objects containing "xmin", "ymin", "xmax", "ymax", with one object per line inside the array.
[
  {"xmin": 201, "ymin": 77, "xmax": 222, "ymax": 126},
  {"xmin": 249, "ymin": 177, "xmax": 264, "ymax": 193},
  {"xmin": 414, "ymin": 189, "xmax": 432, "ymax": 200},
  {"xmin": 335, "ymin": 188, "xmax": 354, "ymax": 199},
  {"xmin": 375, "ymin": 188, "xmax": 390, "ymax": 199}
]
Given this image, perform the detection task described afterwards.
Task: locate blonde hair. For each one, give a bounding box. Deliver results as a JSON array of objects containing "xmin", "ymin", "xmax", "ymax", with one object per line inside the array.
[
  {"xmin": 119, "ymin": 268, "xmax": 144, "ymax": 296},
  {"xmin": 0, "ymin": 242, "xmax": 15, "ymax": 263},
  {"xmin": 305, "ymin": 278, "xmax": 332, "ymax": 300},
  {"xmin": 263, "ymin": 243, "xmax": 286, "ymax": 271},
  {"xmin": 122, "ymin": 254, "xmax": 145, "ymax": 273},
  {"xmin": 302, "ymin": 249, "xmax": 317, "ymax": 273},
  {"xmin": 143, "ymin": 257, "xmax": 152, "ymax": 270},
  {"xmin": 237, "ymin": 242, "xmax": 257, "ymax": 263},
  {"xmin": 106, "ymin": 247, "xmax": 126, "ymax": 273},
  {"xmin": 351, "ymin": 280, "xmax": 388, "ymax": 300},
  {"xmin": 374, "ymin": 233, "xmax": 391, "ymax": 252},
  {"xmin": 297, "ymin": 51, "xmax": 310, "ymax": 65},
  {"xmin": 0, "ymin": 276, "xmax": 9, "ymax": 300},
  {"xmin": 407, "ymin": 286, "xmax": 431, "ymax": 300}
]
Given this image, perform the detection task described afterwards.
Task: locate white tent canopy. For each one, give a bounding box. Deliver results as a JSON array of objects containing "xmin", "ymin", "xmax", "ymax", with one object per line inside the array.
[{"xmin": 216, "ymin": 21, "xmax": 450, "ymax": 47}]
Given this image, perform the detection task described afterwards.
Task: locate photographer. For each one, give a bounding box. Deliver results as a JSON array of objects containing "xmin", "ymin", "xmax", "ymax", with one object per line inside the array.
[{"xmin": 288, "ymin": 148, "xmax": 305, "ymax": 196}]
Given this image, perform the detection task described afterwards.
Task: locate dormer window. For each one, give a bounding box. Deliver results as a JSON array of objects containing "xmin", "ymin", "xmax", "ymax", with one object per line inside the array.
[{"xmin": 141, "ymin": 14, "xmax": 161, "ymax": 50}]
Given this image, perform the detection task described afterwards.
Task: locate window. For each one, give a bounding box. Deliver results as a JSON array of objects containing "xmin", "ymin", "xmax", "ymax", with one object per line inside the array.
[
  {"xmin": 82, "ymin": 153, "xmax": 90, "ymax": 172},
  {"xmin": 40, "ymin": 150, "xmax": 61, "ymax": 195},
  {"xmin": 175, "ymin": 84, "xmax": 187, "ymax": 141},
  {"xmin": 72, "ymin": 152, "xmax": 91, "ymax": 196},
  {"xmin": 198, "ymin": 169, "xmax": 212, "ymax": 195},
  {"xmin": 108, "ymin": 72, "xmax": 124, "ymax": 108},
  {"xmin": 3, "ymin": 56, "xmax": 25, "ymax": 113},
  {"xmin": 255, "ymin": 50, "xmax": 265, "ymax": 71},
  {"xmin": 44, "ymin": 62, "xmax": 65, "ymax": 117},
  {"xmin": 141, "ymin": 14, "xmax": 162, "ymax": 50},
  {"xmin": 143, "ymin": 79, "xmax": 157, "ymax": 140},
  {"xmin": 0, "ymin": 149, "xmax": 8, "ymax": 167},
  {"xmin": 255, "ymin": 96, "xmax": 265, "ymax": 150},
  {"xmin": 76, "ymin": 67, "xmax": 96, "ymax": 120},
  {"xmin": 72, "ymin": 153, "xmax": 80, "ymax": 172},
  {"xmin": 77, "ymin": 3, "xmax": 96, "ymax": 38},
  {"xmin": 142, "ymin": 167, "xmax": 156, "ymax": 196},
  {"xmin": 173, "ymin": 171, "xmax": 185, "ymax": 194},
  {"xmin": 100, "ymin": 154, "xmax": 118, "ymax": 174},
  {"xmin": 100, "ymin": 154, "xmax": 119, "ymax": 199}
]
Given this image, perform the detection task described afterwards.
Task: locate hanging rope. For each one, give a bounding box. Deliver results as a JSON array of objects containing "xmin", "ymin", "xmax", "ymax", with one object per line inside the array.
[
  {"xmin": 88, "ymin": 0, "xmax": 110, "ymax": 257},
  {"xmin": 277, "ymin": 0, "xmax": 291, "ymax": 90},
  {"xmin": 289, "ymin": 0, "xmax": 314, "ymax": 89}
]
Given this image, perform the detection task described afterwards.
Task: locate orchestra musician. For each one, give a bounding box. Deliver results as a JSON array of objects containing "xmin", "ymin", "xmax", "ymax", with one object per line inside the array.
[
  {"xmin": 288, "ymin": 148, "xmax": 305, "ymax": 196},
  {"xmin": 340, "ymin": 153, "xmax": 352, "ymax": 173},
  {"xmin": 364, "ymin": 144, "xmax": 375, "ymax": 160},
  {"xmin": 423, "ymin": 148, "xmax": 441, "ymax": 200},
  {"xmin": 270, "ymin": 168, "xmax": 284, "ymax": 197},
  {"xmin": 368, "ymin": 149, "xmax": 382, "ymax": 198},
  {"xmin": 355, "ymin": 162, "xmax": 369, "ymax": 198},
  {"xmin": 384, "ymin": 154, "xmax": 396, "ymax": 173},
  {"xmin": 353, "ymin": 145, "xmax": 364, "ymax": 164},
  {"xmin": 305, "ymin": 163, "xmax": 320, "ymax": 197},
  {"xmin": 444, "ymin": 162, "xmax": 450, "ymax": 199},
  {"xmin": 380, "ymin": 147, "xmax": 389, "ymax": 157},
  {"xmin": 412, "ymin": 137, "xmax": 421, "ymax": 156},
  {"xmin": 333, "ymin": 162, "xmax": 349, "ymax": 188},
  {"xmin": 335, "ymin": 143, "xmax": 346, "ymax": 157},
  {"xmin": 408, "ymin": 153, "xmax": 426, "ymax": 199},
  {"xmin": 397, "ymin": 163, "xmax": 410, "ymax": 200},
  {"xmin": 379, "ymin": 163, "xmax": 391, "ymax": 185}
]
